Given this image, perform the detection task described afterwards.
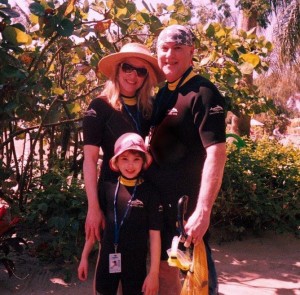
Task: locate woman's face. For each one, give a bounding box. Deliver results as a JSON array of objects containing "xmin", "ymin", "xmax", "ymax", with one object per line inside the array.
[{"xmin": 118, "ymin": 57, "xmax": 148, "ymax": 97}]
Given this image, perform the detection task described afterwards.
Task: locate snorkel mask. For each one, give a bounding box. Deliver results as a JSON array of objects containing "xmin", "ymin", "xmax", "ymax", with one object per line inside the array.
[{"xmin": 167, "ymin": 195, "xmax": 193, "ymax": 271}]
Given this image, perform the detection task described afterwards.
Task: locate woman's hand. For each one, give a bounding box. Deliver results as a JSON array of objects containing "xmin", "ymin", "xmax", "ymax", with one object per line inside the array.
[{"xmin": 85, "ymin": 208, "xmax": 105, "ymax": 242}]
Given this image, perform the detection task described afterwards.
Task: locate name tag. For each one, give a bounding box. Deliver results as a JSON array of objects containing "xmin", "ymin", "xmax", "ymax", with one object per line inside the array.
[{"xmin": 109, "ymin": 253, "xmax": 121, "ymax": 273}]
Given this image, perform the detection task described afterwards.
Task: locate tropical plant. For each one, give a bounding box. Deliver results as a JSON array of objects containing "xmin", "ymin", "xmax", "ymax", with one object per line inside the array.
[{"xmin": 1, "ymin": 0, "xmax": 274, "ymax": 208}]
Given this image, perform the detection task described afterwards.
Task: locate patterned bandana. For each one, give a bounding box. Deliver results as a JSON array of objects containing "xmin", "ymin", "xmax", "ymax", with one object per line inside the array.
[{"xmin": 157, "ymin": 25, "xmax": 194, "ymax": 47}]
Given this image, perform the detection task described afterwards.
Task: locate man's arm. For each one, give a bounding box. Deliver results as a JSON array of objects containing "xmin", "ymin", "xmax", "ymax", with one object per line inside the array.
[
  {"xmin": 83, "ymin": 145, "xmax": 105, "ymax": 242},
  {"xmin": 184, "ymin": 142, "xmax": 226, "ymax": 244}
]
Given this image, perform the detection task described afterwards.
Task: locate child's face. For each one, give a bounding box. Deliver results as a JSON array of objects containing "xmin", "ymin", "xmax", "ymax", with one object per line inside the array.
[{"xmin": 115, "ymin": 150, "xmax": 144, "ymax": 179}]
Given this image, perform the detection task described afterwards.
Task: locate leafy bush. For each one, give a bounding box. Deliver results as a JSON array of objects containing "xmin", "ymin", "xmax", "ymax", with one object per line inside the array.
[
  {"xmin": 0, "ymin": 207, "xmax": 28, "ymax": 277},
  {"xmin": 213, "ymin": 137, "xmax": 300, "ymax": 239},
  {"xmin": 25, "ymin": 169, "xmax": 86, "ymax": 262}
]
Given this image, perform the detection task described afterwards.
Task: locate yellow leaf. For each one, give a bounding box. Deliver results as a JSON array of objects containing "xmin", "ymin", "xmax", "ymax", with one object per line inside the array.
[
  {"xmin": 2, "ymin": 26, "xmax": 32, "ymax": 46},
  {"xmin": 29, "ymin": 14, "xmax": 39, "ymax": 25},
  {"xmin": 240, "ymin": 53, "xmax": 260, "ymax": 67},
  {"xmin": 68, "ymin": 103, "xmax": 81, "ymax": 114},
  {"xmin": 72, "ymin": 55, "xmax": 80, "ymax": 63},
  {"xmin": 116, "ymin": 7, "xmax": 128, "ymax": 18},
  {"xmin": 49, "ymin": 64, "xmax": 55, "ymax": 72},
  {"xmin": 64, "ymin": 0, "xmax": 76, "ymax": 16},
  {"xmin": 53, "ymin": 87, "xmax": 65, "ymax": 95},
  {"xmin": 76, "ymin": 75, "xmax": 86, "ymax": 85}
]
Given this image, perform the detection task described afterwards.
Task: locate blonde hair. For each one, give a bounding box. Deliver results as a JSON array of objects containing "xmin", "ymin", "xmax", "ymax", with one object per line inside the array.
[{"xmin": 99, "ymin": 58, "xmax": 158, "ymax": 118}]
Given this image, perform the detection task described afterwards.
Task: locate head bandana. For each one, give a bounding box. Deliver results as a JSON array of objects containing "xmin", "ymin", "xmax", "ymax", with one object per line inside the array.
[{"xmin": 157, "ymin": 25, "xmax": 194, "ymax": 47}]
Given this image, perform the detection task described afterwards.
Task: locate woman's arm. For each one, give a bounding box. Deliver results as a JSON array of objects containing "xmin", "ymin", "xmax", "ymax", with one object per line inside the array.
[
  {"xmin": 83, "ymin": 145, "xmax": 105, "ymax": 242},
  {"xmin": 77, "ymin": 238, "xmax": 95, "ymax": 281}
]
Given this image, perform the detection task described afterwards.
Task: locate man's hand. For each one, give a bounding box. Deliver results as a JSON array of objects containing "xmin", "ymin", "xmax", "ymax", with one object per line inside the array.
[{"xmin": 184, "ymin": 209, "xmax": 210, "ymax": 246}]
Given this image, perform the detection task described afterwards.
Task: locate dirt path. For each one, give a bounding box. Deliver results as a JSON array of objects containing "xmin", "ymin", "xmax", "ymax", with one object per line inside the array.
[{"xmin": 0, "ymin": 231, "xmax": 299, "ymax": 295}]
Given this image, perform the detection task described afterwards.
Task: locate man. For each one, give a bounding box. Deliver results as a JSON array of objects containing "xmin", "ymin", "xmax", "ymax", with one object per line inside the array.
[{"xmin": 147, "ymin": 24, "xmax": 227, "ymax": 295}]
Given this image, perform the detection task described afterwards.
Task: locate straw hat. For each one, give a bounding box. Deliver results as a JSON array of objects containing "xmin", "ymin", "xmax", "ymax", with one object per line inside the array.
[
  {"xmin": 110, "ymin": 133, "xmax": 152, "ymax": 172},
  {"xmin": 97, "ymin": 42, "xmax": 165, "ymax": 83}
]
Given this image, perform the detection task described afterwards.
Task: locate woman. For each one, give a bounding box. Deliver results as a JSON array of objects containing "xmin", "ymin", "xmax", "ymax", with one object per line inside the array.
[{"xmin": 82, "ymin": 42, "xmax": 164, "ymax": 244}]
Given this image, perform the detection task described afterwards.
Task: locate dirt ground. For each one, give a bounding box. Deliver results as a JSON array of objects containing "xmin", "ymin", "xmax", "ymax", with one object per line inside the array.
[{"xmin": 0, "ymin": 231, "xmax": 299, "ymax": 295}]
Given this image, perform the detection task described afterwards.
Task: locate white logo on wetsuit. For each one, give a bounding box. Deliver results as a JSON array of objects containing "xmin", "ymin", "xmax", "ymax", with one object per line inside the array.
[
  {"xmin": 130, "ymin": 199, "xmax": 144, "ymax": 208},
  {"xmin": 209, "ymin": 105, "xmax": 224, "ymax": 115},
  {"xmin": 84, "ymin": 108, "xmax": 97, "ymax": 117},
  {"xmin": 167, "ymin": 108, "xmax": 178, "ymax": 116}
]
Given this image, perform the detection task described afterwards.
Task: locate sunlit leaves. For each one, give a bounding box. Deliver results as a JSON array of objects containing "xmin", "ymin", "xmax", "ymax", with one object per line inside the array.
[
  {"xmin": 75, "ymin": 74, "xmax": 86, "ymax": 85},
  {"xmin": 240, "ymin": 53, "xmax": 260, "ymax": 67},
  {"xmin": 64, "ymin": 0, "xmax": 76, "ymax": 16},
  {"xmin": 52, "ymin": 87, "xmax": 65, "ymax": 95},
  {"xmin": 2, "ymin": 26, "xmax": 32, "ymax": 45}
]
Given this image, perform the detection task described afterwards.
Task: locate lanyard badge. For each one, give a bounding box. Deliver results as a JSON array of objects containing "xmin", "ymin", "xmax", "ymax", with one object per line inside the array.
[{"xmin": 110, "ymin": 178, "xmax": 138, "ymax": 273}]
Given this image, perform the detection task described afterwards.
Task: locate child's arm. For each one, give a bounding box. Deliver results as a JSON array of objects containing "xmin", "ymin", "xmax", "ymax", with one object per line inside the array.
[
  {"xmin": 78, "ymin": 238, "xmax": 95, "ymax": 281},
  {"xmin": 142, "ymin": 230, "xmax": 161, "ymax": 295}
]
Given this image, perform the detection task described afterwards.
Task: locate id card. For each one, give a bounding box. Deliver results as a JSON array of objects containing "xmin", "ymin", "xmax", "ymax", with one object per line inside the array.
[{"xmin": 109, "ymin": 253, "xmax": 121, "ymax": 273}]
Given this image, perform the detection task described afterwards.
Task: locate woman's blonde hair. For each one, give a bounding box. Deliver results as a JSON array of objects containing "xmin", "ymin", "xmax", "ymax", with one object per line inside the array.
[{"xmin": 99, "ymin": 58, "xmax": 158, "ymax": 118}]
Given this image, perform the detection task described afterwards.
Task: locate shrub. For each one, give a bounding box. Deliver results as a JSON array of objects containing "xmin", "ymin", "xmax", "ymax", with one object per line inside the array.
[
  {"xmin": 25, "ymin": 169, "xmax": 86, "ymax": 263},
  {"xmin": 213, "ymin": 137, "xmax": 300, "ymax": 239}
]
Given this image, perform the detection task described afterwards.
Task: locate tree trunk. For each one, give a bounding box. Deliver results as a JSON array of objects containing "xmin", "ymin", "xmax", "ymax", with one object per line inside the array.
[{"xmin": 228, "ymin": 9, "xmax": 258, "ymax": 137}]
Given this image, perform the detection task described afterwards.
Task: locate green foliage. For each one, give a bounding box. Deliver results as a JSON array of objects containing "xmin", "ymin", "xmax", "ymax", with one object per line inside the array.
[
  {"xmin": 25, "ymin": 168, "xmax": 86, "ymax": 262},
  {"xmin": 213, "ymin": 138, "xmax": 300, "ymax": 239}
]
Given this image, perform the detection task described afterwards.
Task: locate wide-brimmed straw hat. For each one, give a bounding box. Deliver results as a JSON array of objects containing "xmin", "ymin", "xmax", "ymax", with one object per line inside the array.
[
  {"xmin": 97, "ymin": 42, "xmax": 165, "ymax": 83},
  {"xmin": 110, "ymin": 132, "xmax": 152, "ymax": 172}
]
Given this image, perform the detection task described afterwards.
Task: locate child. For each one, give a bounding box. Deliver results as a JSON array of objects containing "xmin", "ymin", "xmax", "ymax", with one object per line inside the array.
[{"xmin": 78, "ymin": 132, "xmax": 162, "ymax": 295}]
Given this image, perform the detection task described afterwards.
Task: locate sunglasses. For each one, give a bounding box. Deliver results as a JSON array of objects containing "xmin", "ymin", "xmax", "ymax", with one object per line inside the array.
[{"xmin": 120, "ymin": 63, "xmax": 148, "ymax": 78}]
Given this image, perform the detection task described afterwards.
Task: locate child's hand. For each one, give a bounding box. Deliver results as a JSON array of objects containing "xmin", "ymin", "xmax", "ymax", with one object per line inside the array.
[
  {"xmin": 142, "ymin": 272, "xmax": 159, "ymax": 295},
  {"xmin": 78, "ymin": 258, "xmax": 89, "ymax": 281}
]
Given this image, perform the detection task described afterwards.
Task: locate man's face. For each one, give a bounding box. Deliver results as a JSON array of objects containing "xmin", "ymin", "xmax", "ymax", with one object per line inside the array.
[{"xmin": 157, "ymin": 42, "xmax": 194, "ymax": 82}]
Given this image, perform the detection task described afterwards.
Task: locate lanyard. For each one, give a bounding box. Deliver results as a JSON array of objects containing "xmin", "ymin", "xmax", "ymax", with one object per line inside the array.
[
  {"xmin": 113, "ymin": 178, "xmax": 138, "ymax": 252},
  {"xmin": 121, "ymin": 98, "xmax": 141, "ymax": 134}
]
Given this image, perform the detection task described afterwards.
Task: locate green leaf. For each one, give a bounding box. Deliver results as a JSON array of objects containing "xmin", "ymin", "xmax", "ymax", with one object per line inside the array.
[
  {"xmin": 38, "ymin": 203, "xmax": 48, "ymax": 213},
  {"xmin": 2, "ymin": 26, "xmax": 32, "ymax": 45},
  {"xmin": 41, "ymin": 76, "xmax": 53, "ymax": 90},
  {"xmin": 29, "ymin": 2, "xmax": 45, "ymax": 17},
  {"xmin": 114, "ymin": 0, "xmax": 127, "ymax": 8},
  {"xmin": 57, "ymin": 19, "xmax": 74, "ymax": 37},
  {"xmin": 0, "ymin": 7, "xmax": 20, "ymax": 18},
  {"xmin": 149, "ymin": 15, "xmax": 162, "ymax": 32},
  {"xmin": 205, "ymin": 23, "xmax": 215, "ymax": 38}
]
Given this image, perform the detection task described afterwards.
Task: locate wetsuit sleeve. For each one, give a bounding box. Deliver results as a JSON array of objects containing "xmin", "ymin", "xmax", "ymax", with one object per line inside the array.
[
  {"xmin": 192, "ymin": 86, "xmax": 226, "ymax": 148},
  {"xmin": 82, "ymin": 98, "xmax": 109, "ymax": 146}
]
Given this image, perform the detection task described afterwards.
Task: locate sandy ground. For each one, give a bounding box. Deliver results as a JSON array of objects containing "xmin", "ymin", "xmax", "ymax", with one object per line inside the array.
[{"xmin": 0, "ymin": 231, "xmax": 299, "ymax": 295}]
